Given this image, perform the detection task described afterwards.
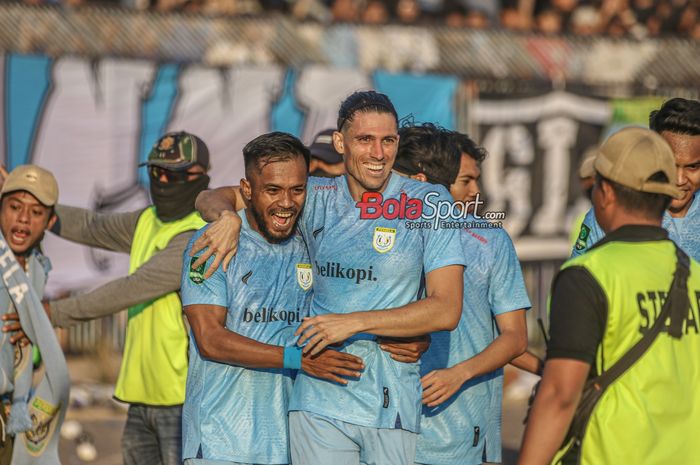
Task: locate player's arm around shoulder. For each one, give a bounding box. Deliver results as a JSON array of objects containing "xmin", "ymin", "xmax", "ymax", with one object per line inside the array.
[
  {"xmin": 192, "ymin": 186, "xmax": 245, "ymax": 278},
  {"xmin": 183, "ymin": 236, "xmax": 363, "ymax": 381}
]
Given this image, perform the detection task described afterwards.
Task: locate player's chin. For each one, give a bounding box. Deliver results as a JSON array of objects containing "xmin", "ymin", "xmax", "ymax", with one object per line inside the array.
[
  {"xmin": 670, "ymin": 192, "xmax": 692, "ymax": 211},
  {"xmin": 266, "ymin": 219, "xmax": 297, "ymax": 241},
  {"xmin": 360, "ymin": 175, "xmax": 389, "ymax": 191}
]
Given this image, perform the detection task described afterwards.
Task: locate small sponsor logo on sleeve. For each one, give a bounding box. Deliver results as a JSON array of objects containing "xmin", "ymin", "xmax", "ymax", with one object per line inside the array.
[
  {"xmin": 189, "ymin": 257, "xmax": 205, "ymax": 284},
  {"xmin": 574, "ymin": 224, "xmax": 591, "ymax": 251}
]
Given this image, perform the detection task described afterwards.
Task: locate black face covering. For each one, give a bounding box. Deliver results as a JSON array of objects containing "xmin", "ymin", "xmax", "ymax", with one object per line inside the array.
[{"xmin": 150, "ymin": 175, "xmax": 210, "ymax": 222}]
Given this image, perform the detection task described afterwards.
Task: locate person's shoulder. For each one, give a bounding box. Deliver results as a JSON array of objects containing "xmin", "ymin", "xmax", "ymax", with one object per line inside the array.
[
  {"xmin": 685, "ymin": 249, "xmax": 700, "ymax": 279},
  {"xmin": 307, "ymin": 175, "xmax": 341, "ymax": 194},
  {"xmin": 461, "ymin": 220, "xmax": 513, "ymax": 257},
  {"xmin": 32, "ymin": 248, "xmax": 52, "ymax": 275},
  {"xmin": 397, "ymin": 176, "xmax": 452, "ymax": 199}
]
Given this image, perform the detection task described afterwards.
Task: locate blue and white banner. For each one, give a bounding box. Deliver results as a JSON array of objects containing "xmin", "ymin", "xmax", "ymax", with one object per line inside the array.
[{"xmin": 0, "ymin": 54, "xmax": 460, "ymax": 294}]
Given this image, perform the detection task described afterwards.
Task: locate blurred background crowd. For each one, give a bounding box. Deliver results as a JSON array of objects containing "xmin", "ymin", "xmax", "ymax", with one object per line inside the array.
[{"xmin": 6, "ymin": 0, "xmax": 700, "ymax": 40}]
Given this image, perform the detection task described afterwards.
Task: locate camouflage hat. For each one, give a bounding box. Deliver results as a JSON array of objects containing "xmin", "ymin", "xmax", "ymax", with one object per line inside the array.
[{"xmin": 141, "ymin": 131, "xmax": 210, "ymax": 171}]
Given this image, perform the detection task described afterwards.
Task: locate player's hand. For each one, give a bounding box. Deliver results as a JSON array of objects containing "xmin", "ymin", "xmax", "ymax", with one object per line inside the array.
[
  {"xmin": 378, "ymin": 335, "xmax": 431, "ymax": 363},
  {"xmin": 2, "ymin": 312, "xmax": 29, "ymax": 346},
  {"xmin": 421, "ymin": 367, "xmax": 465, "ymax": 407},
  {"xmin": 301, "ymin": 349, "xmax": 364, "ymax": 385},
  {"xmin": 295, "ymin": 314, "xmax": 362, "ymax": 356},
  {"xmin": 2, "ymin": 301, "xmax": 50, "ymax": 345},
  {"xmin": 190, "ymin": 210, "xmax": 241, "ymax": 279}
]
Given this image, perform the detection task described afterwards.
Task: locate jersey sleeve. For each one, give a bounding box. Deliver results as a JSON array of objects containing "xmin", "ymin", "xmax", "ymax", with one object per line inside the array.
[
  {"xmin": 181, "ymin": 227, "xmax": 229, "ymax": 308},
  {"xmin": 546, "ymin": 266, "xmax": 608, "ymax": 364},
  {"xmin": 297, "ymin": 176, "xmax": 325, "ymax": 241},
  {"xmin": 422, "ymin": 186, "xmax": 468, "ymax": 273},
  {"xmin": 570, "ymin": 208, "xmax": 605, "ymax": 258},
  {"xmin": 488, "ymin": 230, "xmax": 532, "ymax": 315}
]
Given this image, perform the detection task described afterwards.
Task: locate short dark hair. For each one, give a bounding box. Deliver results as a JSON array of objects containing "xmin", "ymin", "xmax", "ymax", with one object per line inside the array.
[
  {"xmin": 451, "ymin": 132, "xmax": 488, "ymax": 163},
  {"xmin": 337, "ymin": 91, "xmax": 398, "ymax": 131},
  {"xmin": 243, "ymin": 132, "xmax": 310, "ymax": 178},
  {"xmin": 596, "ymin": 172, "xmax": 672, "ymax": 219},
  {"xmin": 395, "ymin": 123, "xmax": 461, "ymax": 188},
  {"xmin": 649, "ymin": 98, "xmax": 700, "ymax": 136}
]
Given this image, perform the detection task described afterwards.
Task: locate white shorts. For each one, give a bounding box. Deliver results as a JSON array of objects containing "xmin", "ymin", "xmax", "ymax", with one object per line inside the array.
[{"xmin": 289, "ymin": 411, "xmax": 417, "ymax": 465}]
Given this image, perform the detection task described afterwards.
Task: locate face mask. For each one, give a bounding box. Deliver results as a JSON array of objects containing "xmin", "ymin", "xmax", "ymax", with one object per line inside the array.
[{"xmin": 150, "ymin": 175, "xmax": 210, "ymax": 222}]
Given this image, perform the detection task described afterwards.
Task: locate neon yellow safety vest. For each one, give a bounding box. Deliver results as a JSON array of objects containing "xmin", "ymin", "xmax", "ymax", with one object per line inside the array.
[
  {"xmin": 553, "ymin": 238, "xmax": 700, "ymax": 465},
  {"xmin": 113, "ymin": 207, "xmax": 205, "ymax": 405}
]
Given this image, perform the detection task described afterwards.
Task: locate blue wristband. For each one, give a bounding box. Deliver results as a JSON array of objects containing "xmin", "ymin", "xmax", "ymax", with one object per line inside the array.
[{"xmin": 283, "ymin": 346, "xmax": 303, "ymax": 370}]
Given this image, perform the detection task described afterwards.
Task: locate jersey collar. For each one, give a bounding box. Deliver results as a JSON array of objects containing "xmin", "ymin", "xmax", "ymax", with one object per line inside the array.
[{"xmin": 591, "ymin": 224, "xmax": 669, "ymax": 250}]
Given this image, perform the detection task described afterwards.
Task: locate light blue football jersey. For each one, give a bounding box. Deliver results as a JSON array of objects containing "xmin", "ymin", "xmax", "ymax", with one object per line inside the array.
[
  {"xmin": 571, "ymin": 192, "xmax": 700, "ymax": 261},
  {"xmin": 288, "ymin": 174, "xmax": 466, "ymax": 433},
  {"xmin": 416, "ymin": 220, "xmax": 531, "ymax": 465},
  {"xmin": 180, "ymin": 212, "xmax": 313, "ymax": 464}
]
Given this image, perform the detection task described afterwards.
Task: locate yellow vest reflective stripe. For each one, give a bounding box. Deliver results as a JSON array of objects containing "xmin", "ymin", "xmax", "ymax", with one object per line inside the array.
[
  {"xmin": 113, "ymin": 207, "xmax": 206, "ymax": 405},
  {"xmin": 553, "ymin": 239, "xmax": 700, "ymax": 465}
]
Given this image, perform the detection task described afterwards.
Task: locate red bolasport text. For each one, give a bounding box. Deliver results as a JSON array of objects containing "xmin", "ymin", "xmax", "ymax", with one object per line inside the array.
[{"xmin": 356, "ymin": 192, "xmax": 505, "ymax": 229}]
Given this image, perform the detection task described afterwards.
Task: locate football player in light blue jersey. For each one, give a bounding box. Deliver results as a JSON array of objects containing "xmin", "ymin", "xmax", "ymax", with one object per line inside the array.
[
  {"xmin": 392, "ymin": 124, "xmax": 534, "ymax": 465},
  {"xmin": 193, "ymin": 91, "xmax": 466, "ymax": 465},
  {"xmin": 180, "ymin": 132, "xmax": 364, "ymax": 465},
  {"xmin": 572, "ymin": 98, "xmax": 700, "ymax": 260}
]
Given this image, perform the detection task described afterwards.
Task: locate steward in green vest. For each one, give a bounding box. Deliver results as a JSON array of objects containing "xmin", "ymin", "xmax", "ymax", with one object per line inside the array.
[
  {"xmin": 42, "ymin": 132, "xmax": 209, "ymax": 465},
  {"xmin": 519, "ymin": 127, "xmax": 700, "ymax": 465}
]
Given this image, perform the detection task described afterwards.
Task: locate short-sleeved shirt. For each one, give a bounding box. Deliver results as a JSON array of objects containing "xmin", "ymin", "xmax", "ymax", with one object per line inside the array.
[
  {"xmin": 551, "ymin": 226, "xmax": 668, "ymax": 365},
  {"xmin": 571, "ymin": 192, "xmax": 700, "ymax": 261},
  {"xmin": 416, "ymin": 221, "xmax": 531, "ymax": 465},
  {"xmin": 288, "ymin": 174, "xmax": 466, "ymax": 433},
  {"xmin": 180, "ymin": 213, "xmax": 312, "ymax": 464}
]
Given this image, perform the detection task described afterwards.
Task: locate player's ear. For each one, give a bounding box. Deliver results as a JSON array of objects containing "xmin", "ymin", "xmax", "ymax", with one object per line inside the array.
[
  {"xmin": 333, "ymin": 131, "xmax": 344, "ymax": 155},
  {"xmin": 46, "ymin": 213, "xmax": 57, "ymax": 232},
  {"xmin": 599, "ymin": 178, "xmax": 615, "ymax": 207},
  {"xmin": 412, "ymin": 173, "xmax": 428, "ymax": 183},
  {"xmin": 240, "ymin": 178, "xmax": 252, "ymax": 202}
]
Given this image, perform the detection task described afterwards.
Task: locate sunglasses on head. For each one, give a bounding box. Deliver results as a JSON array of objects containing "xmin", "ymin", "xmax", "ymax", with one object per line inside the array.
[{"xmin": 149, "ymin": 166, "xmax": 192, "ymax": 183}]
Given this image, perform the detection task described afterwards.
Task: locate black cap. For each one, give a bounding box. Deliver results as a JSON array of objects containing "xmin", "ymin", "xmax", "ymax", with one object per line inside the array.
[{"xmin": 309, "ymin": 129, "xmax": 343, "ymax": 164}]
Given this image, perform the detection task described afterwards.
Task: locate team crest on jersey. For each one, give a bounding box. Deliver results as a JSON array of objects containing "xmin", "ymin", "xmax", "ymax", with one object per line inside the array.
[
  {"xmin": 373, "ymin": 227, "xmax": 396, "ymax": 253},
  {"xmin": 296, "ymin": 264, "xmax": 313, "ymax": 291}
]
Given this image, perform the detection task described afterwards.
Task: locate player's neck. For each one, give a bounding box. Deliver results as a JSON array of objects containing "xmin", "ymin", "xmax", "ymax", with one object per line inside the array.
[
  {"xmin": 344, "ymin": 173, "xmax": 392, "ymax": 202},
  {"xmin": 603, "ymin": 214, "xmax": 662, "ymax": 233}
]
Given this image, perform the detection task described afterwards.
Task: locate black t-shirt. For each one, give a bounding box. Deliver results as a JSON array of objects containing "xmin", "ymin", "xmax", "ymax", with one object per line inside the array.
[{"xmin": 546, "ymin": 225, "xmax": 670, "ymax": 370}]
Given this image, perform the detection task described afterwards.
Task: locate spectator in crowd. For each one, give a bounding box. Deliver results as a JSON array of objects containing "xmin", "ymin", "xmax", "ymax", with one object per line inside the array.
[
  {"xmin": 536, "ymin": 7, "xmax": 563, "ymax": 34},
  {"xmin": 464, "ymin": 6, "xmax": 491, "ymax": 28},
  {"xmin": 362, "ymin": 0, "xmax": 390, "ymax": 23},
  {"xmin": 396, "ymin": 0, "xmax": 421, "ymax": 23}
]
